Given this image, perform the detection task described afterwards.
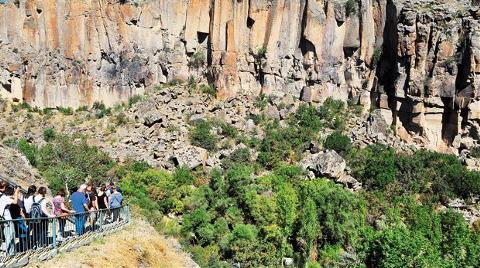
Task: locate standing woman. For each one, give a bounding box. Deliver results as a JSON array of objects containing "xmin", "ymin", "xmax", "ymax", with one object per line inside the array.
[
  {"xmin": 52, "ymin": 189, "xmax": 74, "ymax": 240},
  {"xmin": 97, "ymin": 186, "xmax": 108, "ymax": 225},
  {"xmin": 0, "ymin": 184, "xmax": 20, "ymax": 255},
  {"xmin": 23, "ymin": 185, "xmax": 36, "ymax": 218},
  {"xmin": 86, "ymin": 184, "xmax": 98, "ymax": 230}
]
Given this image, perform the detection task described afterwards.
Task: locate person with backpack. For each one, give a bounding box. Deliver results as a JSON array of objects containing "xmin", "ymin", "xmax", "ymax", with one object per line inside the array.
[
  {"xmin": 108, "ymin": 186, "xmax": 123, "ymax": 222},
  {"xmin": 0, "ymin": 184, "xmax": 20, "ymax": 256},
  {"xmin": 70, "ymin": 184, "xmax": 90, "ymax": 235},
  {"xmin": 31, "ymin": 187, "xmax": 54, "ymax": 247}
]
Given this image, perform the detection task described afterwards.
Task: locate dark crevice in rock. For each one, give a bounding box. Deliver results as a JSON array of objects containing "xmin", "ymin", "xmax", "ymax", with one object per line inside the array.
[
  {"xmin": 376, "ymin": 0, "xmax": 398, "ymax": 119},
  {"xmin": 441, "ymin": 97, "xmax": 459, "ymax": 145}
]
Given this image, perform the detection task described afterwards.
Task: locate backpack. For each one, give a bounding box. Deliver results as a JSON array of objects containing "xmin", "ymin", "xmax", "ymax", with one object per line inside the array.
[
  {"xmin": 0, "ymin": 204, "xmax": 11, "ymax": 221},
  {"xmin": 31, "ymin": 197, "xmax": 45, "ymax": 220},
  {"xmin": 0, "ymin": 193, "xmax": 10, "ymax": 221}
]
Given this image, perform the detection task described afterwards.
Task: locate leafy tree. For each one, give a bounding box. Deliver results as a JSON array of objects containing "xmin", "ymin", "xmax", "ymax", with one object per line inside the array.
[
  {"xmin": 298, "ymin": 198, "xmax": 320, "ymax": 261},
  {"xmin": 276, "ymin": 182, "xmax": 298, "ymax": 236},
  {"xmin": 37, "ymin": 135, "xmax": 114, "ymax": 193},
  {"xmin": 348, "ymin": 144, "xmax": 397, "ymax": 190},
  {"xmin": 324, "ymin": 132, "xmax": 352, "ymax": 156}
]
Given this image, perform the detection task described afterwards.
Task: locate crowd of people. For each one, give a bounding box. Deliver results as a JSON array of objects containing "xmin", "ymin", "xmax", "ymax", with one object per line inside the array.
[{"xmin": 0, "ymin": 180, "xmax": 124, "ymax": 256}]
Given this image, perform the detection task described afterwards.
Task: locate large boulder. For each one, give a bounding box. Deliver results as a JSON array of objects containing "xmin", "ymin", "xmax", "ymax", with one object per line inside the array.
[
  {"xmin": 301, "ymin": 150, "xmax": 346, "ymax": 179},
  {"xmin": 171, "ymin": 145, "xmax": 208, "ymax": 169},
  {"xmin": 366, "ymin": 109, "xmax": 389, "ymax": 139},
  {"xmin": 301, "ymin": 150, "xmax": 362, "ymax": 191},
  {"xmin": 133, "ymin": 99, "xmax": 164, "ymax": 127}
]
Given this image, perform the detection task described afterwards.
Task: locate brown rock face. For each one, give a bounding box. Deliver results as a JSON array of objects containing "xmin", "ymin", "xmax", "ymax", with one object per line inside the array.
[
  {"xmin": 0, "ymin": 0, "xmax": 384, "ymax": 108},
  {"xmin": 0, "ymin": 0, "xmax": 480, "ymax": 151}
]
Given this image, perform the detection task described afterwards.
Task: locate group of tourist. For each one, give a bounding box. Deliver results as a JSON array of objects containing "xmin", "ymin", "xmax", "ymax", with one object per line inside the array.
[{"xmin": 0, "ymin": 180, "xmax": 124, "ymax": 256}]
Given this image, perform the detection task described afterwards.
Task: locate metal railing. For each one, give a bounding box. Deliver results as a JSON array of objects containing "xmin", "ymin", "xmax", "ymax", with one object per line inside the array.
[{"xmin": 0, "ymin": 206, "xmax": 130, "ymax": 267}]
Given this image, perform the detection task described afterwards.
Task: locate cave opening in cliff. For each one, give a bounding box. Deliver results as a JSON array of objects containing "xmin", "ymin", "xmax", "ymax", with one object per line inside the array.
[
  {"xmin": 247, "ymin": 17, "xmax": 255, "ymax": 29},
  {"xmin": 1, "ymin": 83, "xmax": 11, "ymax": 93},
  {"xmin": 441, "ymin": 97, "xmax": 459, "ymax": 146},
  {"xmin": 197, "ymin": 32, "xmax": 209, "ymax": 44},
  {"xmin": 299, "ymin": 38, "xmax": 316, "ymax": 57},
  {"xmin": 343, "ymin": 47, "xmax": 358, "ymax": 59}
]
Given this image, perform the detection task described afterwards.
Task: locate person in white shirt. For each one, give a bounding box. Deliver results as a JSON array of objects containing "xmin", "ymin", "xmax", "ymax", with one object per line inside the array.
[
  {"xmin": 0, "ymin": 184, "xmax": 20, "ymax": 255},
  {"xmin": 23, "ymin": 185, "xmax": 37, "ymax": 218}
]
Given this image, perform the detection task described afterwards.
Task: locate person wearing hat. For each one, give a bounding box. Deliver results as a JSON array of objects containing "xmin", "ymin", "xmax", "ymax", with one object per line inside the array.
[{"xmin": 70, "ymin": 184, "xmax": 90, "ymax": 235}]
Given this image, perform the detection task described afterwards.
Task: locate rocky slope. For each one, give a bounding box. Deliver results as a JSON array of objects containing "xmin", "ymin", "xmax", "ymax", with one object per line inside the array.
[
  {"xmin": 30, "ymin": 218, "xmax": 199, "ymax": 268},
  {"xmin": 0, "ymin": 0, "xmax": 479, "ymax": 152}
]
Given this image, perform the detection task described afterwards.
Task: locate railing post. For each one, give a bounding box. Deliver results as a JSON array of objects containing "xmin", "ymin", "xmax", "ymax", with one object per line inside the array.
[{"xmin": 52, "ymin": 218, "xmax": 57, "ymax": 249}]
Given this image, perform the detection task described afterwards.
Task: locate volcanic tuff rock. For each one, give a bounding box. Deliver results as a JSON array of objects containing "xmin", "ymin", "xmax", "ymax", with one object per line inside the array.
[
  {"xmin": 0, "ymin": 0, "xmax": 480, "ymax": 151},
  {"xmin": 0, "ymin": 144, "xmax": 46, "ymax": 190}
]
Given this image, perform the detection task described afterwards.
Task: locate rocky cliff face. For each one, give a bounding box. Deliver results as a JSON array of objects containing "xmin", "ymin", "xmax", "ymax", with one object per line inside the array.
[{"xmin": 0, "ymin": 0, "xmax": 479, "ymax": 151}]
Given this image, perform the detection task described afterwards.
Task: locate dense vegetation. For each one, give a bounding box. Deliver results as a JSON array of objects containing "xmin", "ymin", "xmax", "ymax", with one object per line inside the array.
[
  {"xmin": 121, "ymin": 99, "xmax": 480, "ymax": 267},
  {"xmin": 7, "ymin": 97, "xmax": 480, "ymax": 267},
  {"xmin": 6, "ymin": 133, "xmax": 115, "ymax": 193}
]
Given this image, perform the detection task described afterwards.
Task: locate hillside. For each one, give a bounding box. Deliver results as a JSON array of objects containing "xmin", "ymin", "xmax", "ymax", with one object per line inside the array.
[
  {"xmin": 0, "ymin": 0, "xmax": 479, "ymax": 267},
  {"xmin": 29, "ymin": 218, "xmax": 198, "ymax": 268}
]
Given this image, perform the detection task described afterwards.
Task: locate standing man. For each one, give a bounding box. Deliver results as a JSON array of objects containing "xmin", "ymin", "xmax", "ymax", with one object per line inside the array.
[
  {"xmin": 108, "ymin": 186, "xmax": 123, "ymax": 222},
  {"xmin": 70, "ymin": 184, "xmax": 89, "ymax": 235}
]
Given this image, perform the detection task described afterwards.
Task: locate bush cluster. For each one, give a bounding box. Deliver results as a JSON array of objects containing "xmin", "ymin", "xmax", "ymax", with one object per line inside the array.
[
  {"xmin": 189, "ymin": 120, "xmax": 220, "ymax": 152},
  {"xmin": 348, "ymin": 144, "xmax": 480, "ymax": 199},
  {"xmin": 121, "ymin": 158, "xmax": 480, "ymax": 267}
]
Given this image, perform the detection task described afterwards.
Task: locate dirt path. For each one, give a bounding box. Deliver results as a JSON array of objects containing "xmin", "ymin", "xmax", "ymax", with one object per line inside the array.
[{"xmin": 29, "ymin": 219, "xmax": 198, "ymax": 268}]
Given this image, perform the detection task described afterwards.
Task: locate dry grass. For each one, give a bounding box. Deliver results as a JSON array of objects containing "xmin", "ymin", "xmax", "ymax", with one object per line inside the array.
[{"xmin": 29, "ymin": 219, "xmax": 198, "ymax": 268}]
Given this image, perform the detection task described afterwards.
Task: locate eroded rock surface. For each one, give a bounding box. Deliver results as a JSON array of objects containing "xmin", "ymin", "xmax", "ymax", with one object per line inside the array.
[{"xmin": 0, "ymin": 0, "xmax": 480, "ymax": 152}]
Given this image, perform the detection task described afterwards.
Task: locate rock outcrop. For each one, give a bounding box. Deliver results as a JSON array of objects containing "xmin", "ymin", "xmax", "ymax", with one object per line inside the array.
[
  {"xmin": 301, "ymin": 150, "xmax": 362, "ymax": 191},
  {"xmin": 0, "ymin": 144, "xmax": 46, "ymax": 190},
  {"xmin": 0, "ymin": 0, "xmax": 480, "ymax": 152}
]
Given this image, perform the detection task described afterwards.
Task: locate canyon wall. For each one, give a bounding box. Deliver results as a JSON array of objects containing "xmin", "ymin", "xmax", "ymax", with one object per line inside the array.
[{"xmin": 0, "ymin": 0, "xmax": 479, "ymax": 151}]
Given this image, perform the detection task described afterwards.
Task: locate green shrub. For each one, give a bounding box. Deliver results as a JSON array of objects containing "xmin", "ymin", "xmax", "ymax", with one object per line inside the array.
[
  {"xmin": 43, "ymin": 128, "xmax": 56, "ymax": 142},
  {"xmin": 190, "ymin": 121, "xmax": 219, "ymax": 151},
  {"xmin": 345, "ymin": 0, "xmax": 357, "ymax": 16},
  {"xmin": 3, "ymin": 138, "xmax": 17, "ymax": 148},
  {"xmin": 324, "ymin": 132, "xmax": 352, "ymax": 155},
  {"xmin": 253, "ymin": 46, "xmax": 267, "ymax": 61},
  {"xmin": 58, "ymin": 107, "xmax": 73, "ymax": 115},
  {"xmin": 128, "ymin": 95, "xmax": 143, "ymax": 107},
  {"xmin": 188, "ymin": 49, "xmax": 206, "ymax": 69},
  {"xmin": 221, "ymin": 148, "xmax": 252, "ymax": 171},
  {"xmin": 17, "ymin": 138, "xmax": 38, "ymax": 166},
  {"xmin": 372, "ymin": 47, "xmax": 382, "ymax": 66},
  {"xmin": 254, "ymin": 94, "xmax": 268, "ymax": 110},
  {"xmin": 187, "ymin": 76, "xmax": 198, "ymax": 92},
  {"xmin": 199, "ymin": 84, "xmax": 216, "ymax": 97},
  {"xmin": 291, "ymin": 104, "xmax": 322, "ymax": 132},
  {"xmin": 348, "ymin": 144, "xmax": 397, "ymax": 190},
  {"xmin": 76, "ymin": 105, "xmax": 89, "ymax": 112},
  {"xmin": 319, "ymin": 98, "xmax": 346, "ymax": 130},
  {"xmin": 217, "ymin": 121, "xmax": 238, "ymax": 138},
  {"xmin": 92, "ymin": 101, "xmax": 111, "ymax": 118},
  {"xmin": 471, "ymin": 147, "xmax": 480, "ymax": 158}
]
